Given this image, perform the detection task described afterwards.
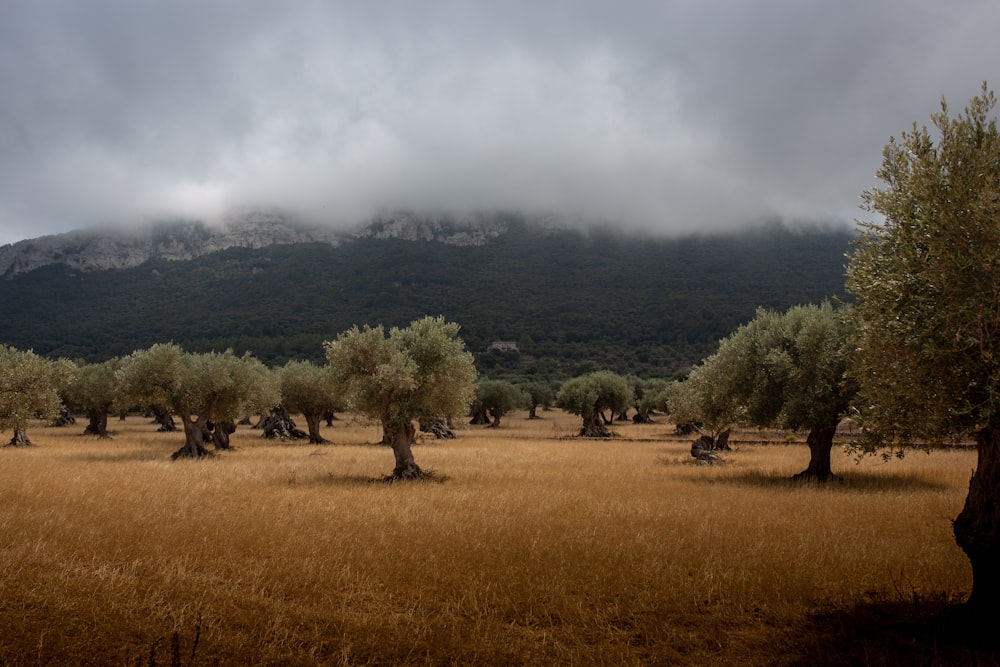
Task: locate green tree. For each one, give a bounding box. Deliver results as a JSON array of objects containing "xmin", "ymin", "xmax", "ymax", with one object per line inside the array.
[
  {"xmin": 0, "ymin": 345, "xmax": 75, "ymax": 446},
  {"xmin": 846, "ymin": 84, "xmax": 1000, "ymax": 610},
  {"xmin": 519, "ymin": 380, "xmax": 556, "ymax": 419},
  {"xmin": 278, "ymin": 360, "xmax": 343, "ymax": 444},
  {"xmin": 324, "ymin": 316, "xmax": 477, "ymax": 480},
  {"xmin": 664, "ymin": 360, "xmax": 741, "ymax": 444},
  {"xmin": 629, "ymin": 377, "xmax": 670, "ymax": 424},
  {"xmin": 669, "ymin": 303, "xmax": 855, "ymax": 479},
  {"xmin": 119, "ymin": 343, "xmax": 278, "ymax": 459},
  {"xmin": 64, "ymin": 358, "xmax": 123, "ymax": 438},
  {"xmin": 557, "ymin": 370, "xmax": 633, "ymax": 437},
  {"xmin": 473, "ymin": 379, "xmax": 527, "ymax": 428}
]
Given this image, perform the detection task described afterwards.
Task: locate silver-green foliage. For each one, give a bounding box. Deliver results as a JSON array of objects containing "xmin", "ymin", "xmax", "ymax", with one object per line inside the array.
[
  {"xmin": 323, "ymin": 316, "xmax": 477, "ymax": 428},
  {"xmin": 847, "ymin": 83, "xmax": 1000, "ymax": 444},
  {"xmin": 0, "ymin": 344, "xmax": 74, "ymax": 434},
  {"xmin": 668, "ymin": 302, "xmax": 854, "ymax": 432}
]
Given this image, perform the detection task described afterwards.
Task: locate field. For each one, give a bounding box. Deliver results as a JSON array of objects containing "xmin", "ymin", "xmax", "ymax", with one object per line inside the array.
[{"xmin": 0, "ymin": 410, "xmax": 994, "ymax": 666}]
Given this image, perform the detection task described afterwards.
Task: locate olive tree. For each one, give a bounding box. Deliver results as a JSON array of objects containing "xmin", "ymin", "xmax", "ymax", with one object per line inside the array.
[
  {"xmin": 669, "ymin": 303, "xmax": 854, "ymax": 478},
  {"xmin": 0, "ymin": 345, "xmax": 74, "ymax": 446},
  {"xmin": 519, "ymin": 380, "xmax": 556, "ymax": 419},
  {"xmin": 324, "ymin": 316, "xmax": 477, "ymax": 480},
  {"xmin": 472, "ymin": 379, "xmax": 527, "ymax": 428},
  {"xmin": 119, "ymin": 343, "xmax": 279, "ymax": 459},
  {"xmin": 557, "ymin": 370, "xmax": 633, "ymax": 437},
  {"xmin": 630, "ymin": 377, "xmax": 670, "ymax": 424},
  {"xmin": 64, "ymin": 358, "xmax": 123, "ymax": 438},
  {"xmin": 664, "ymin": 359, "xmax": 742, "ymax": 446},
  {"xmin": 278, "ymin": 360, "xmax": 343, "ymax": 444},
  {"xmin": 846, "ymin": 84, "xmax": 1000, "ymax": 610}
]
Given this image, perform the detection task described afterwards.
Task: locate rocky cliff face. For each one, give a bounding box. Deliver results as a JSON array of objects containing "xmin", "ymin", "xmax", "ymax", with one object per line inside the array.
[{"xmin": 0, "ymin": 209, "xmax": 517, "ymax": 278}]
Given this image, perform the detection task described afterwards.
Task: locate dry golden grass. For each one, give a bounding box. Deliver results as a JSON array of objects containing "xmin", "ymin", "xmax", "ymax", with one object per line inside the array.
[{"xmin": 0, "ymin": 411, "xmax": 991, "ymax": 665}]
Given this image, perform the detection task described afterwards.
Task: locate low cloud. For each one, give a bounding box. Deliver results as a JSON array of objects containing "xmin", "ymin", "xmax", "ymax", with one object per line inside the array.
[{"xmin": 1, "ymin": 1, "xmax": 997, "ymax": 244}]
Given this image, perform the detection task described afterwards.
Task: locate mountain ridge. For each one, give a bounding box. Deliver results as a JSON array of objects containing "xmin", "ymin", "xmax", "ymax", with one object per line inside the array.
[{"xmin": 0, "ymin": 209, "xmax": 529, "ymax": 278}]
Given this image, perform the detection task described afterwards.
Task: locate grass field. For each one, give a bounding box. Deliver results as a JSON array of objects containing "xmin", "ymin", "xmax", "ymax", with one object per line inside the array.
[{"xmin": 0, "ymin": 410, "xmax": 995, "ymax": 665}]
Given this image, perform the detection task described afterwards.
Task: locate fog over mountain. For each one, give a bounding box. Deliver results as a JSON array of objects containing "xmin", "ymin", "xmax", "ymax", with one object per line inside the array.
[{"xmin": 1, "ymin": 1, "xmax": 997, "ymax": 246}]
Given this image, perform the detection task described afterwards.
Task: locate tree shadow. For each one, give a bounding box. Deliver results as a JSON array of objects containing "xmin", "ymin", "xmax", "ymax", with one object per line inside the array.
[
  {"xmin": 783, "ymin": 596, "xmax": 999, "ymax": 666},
  {"xmin": 283, "ymin": 470, "xmax": 450, "ymax": 488},
  {"xmin": 702, "ymin": 470, "xmax": 950, "ymax": 493}
]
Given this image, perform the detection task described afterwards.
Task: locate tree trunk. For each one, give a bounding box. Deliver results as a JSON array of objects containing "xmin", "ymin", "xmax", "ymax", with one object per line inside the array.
[
  {"xmin": 323, "ymin": 411, "xmax": 337, "ymax": 427},
  {"xmin": 383, "ymin": 420, "xmax": 424, "ymax": 480},
  {"xmin": 5, "ymin": 428, "xmax": 31, "ymax": 447},
  {"xmin": 580, "ymin": 413, "xmax": 611, "ymax": 438},
  {"xmin": 715, "ymin": 429, "xmax": 731, "ymax": 451},
  {"xmin": 488, "ymin": 409, "xmax": 502, "ymax": 429},
  {"xmin": 632, "ymin": 409, "xmax": 654, "ymax": 424},
  {"xmin": 84, "ymin": 408, "xmax": 111, "ymax": 438},
  {"xmin": 793, "ymin": 422, "xmax": 838, "ymax": 482},
  {"xmin": 151, "ymin": 406, "xmax": 177, "ymax": 432},
  {"xmin": 304, "ymin": 412, "xmax": 328, "ymax": 444},
  {"xmin": 208, "ymin": 420, "xmax": 236, "ymax": 449},
  {"xmin": 419, "ymin": 417, "xmax": 456, "ymax": 439},
  {"xmin": 527, "ymin": 405, "xmax": 540, "ymax": 419},
  {"xmin": 171, "ymin": 415, "xmax": 213, "ymax": 460},
  {"xmin": 469, "ymin": 408, "xmax": 490, "ymax": 425},
  {"xmin": 953, "ymin": 425, "xmax": 1000, "ymax": 613}
]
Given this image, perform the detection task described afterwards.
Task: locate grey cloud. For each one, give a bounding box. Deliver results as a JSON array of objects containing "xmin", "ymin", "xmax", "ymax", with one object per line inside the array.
[{"xmin": 1, "ymin": 0, "xmax": 998, "ymax": 245}]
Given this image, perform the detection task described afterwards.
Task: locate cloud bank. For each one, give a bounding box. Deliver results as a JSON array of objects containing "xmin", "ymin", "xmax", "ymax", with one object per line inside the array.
[{"xmin": 1, "ymin": 0, "xmax": 997, "ymax": 244}]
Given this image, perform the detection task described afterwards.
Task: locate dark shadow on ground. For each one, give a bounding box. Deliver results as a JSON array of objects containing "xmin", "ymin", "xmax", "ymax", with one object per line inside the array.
[
  {"xmin": 282, "ymin": 471, "xmax": 449, "ymax": 488},
  {"xmin": 783, "ymin": 596, "xmax": 999, "ymax": 666},
  {"xmin": 697, "ymin": 470, "xmax": 950, "ymax": 493}
]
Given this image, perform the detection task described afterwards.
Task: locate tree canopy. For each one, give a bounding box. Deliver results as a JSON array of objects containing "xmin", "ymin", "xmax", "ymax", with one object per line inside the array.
[
  {"xmin": 0, "ymin": 345, "xmax": 74, "ymax": 446},
  {"xmin": 472, "ymin": 379, "xmax": 527, "ymax": 428},
  {"xmin": 278, "ymin": 360, "xmax": 343, "ymax": 444},
  {"xmin": 557, "ymin": 370, "xmax": 633, "ymax": 437},
  {"xmin": 846, "ymin": 83, "xmax": 1000, "ymax": 611},
  {"xmin": 324, "ymin": 316, "xmax": 477, "ymax": 479},
  {"xmin": 670, "ymin": 302, "xmax": 854, "ymax": 479},
  {"xmin": 118, "ymin": 343, "xmax": 278, "ymax": 459}
]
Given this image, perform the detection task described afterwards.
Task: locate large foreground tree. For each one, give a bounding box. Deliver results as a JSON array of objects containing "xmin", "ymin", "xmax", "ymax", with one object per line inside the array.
[
  {"xmin": 119, "ymin": 344, "xmax": 279, "ymax": 459},
  {"xmin": 324, "ymin": 316, "xmax": 477, "ymax": 480},
  {"xmin": 0, "ymin": 345, "xmax": 74, "ymax": 446},
  {"xmin": 846, "ymin": 84, "xmax": 1000, "ymax": 612}
]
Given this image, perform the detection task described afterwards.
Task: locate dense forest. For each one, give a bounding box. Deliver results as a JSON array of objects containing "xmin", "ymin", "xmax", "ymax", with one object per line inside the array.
[{"xmin": 0, "ymin": 220, "xmax": 853, "ymax": 378}]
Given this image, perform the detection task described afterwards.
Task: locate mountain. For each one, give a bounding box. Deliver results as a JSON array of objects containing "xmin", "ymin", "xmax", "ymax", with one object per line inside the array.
[
  {"xmin": 0, "ymin": 212, "xmax": 854, "ymax": 378},
  {"xmin": 0, "ymin": 209, "xmax": 518, "ymax": 278}
]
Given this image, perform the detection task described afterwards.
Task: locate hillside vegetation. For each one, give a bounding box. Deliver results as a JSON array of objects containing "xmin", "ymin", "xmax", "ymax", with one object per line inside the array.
[{"xmin": 0, "ymin": 220, "xmax": 852, "ymax": 376}]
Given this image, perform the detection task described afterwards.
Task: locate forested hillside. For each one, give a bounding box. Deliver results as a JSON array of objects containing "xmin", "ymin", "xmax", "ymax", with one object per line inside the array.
[{"xmin": 0, "ymin": 220, "xmax": 852, "ymax": 378}]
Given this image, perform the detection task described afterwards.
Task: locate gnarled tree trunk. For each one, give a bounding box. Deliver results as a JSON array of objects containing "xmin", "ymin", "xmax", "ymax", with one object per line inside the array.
[
  {"xmin": 84, "ymin": 408, "xmax": 111, "ymax": 438},
  {"xmin": 953, "ymin": 425, "xmax": 1000, "ymax": 613},
  {"xmin": 488, "ymin": 408, "xmax": 503, "ymax": 429},
  {"xmin": 172, "ymin": 415, "xmax": 213, "ymax": 460},
  {"xmin": 527, "ymin": 404, "xmax": 540, "ymax": 419},
  {"xmin": 383, "ymin": 420, "xmax": 423, "ymax": 480},
  {"xmin": 151, "ymin": 406, "xmax": 177, "ymax": 432},
  {"xmin": 303, "ymin": 412, "xmax": 329, "ymax": 444},
  {"xmin": 208, "ymin": 420, "xmax": 237, "ymax": 450},
  {"xmin": 469, "ymin": 408, "xmax": 490, "ymax": 425},
  {"xmin": 6, "ymin": 428, "xmax": 31, "ymax": 447},
  {"xmin": 580, "ymin": 412, "xmax": 612, "ymax": 438},
  {"xmin": 420, "ymin": 417, "xmax": 456, "ymax": 439},
  {"xmin": 793, "ymin": 422, "xmax": 838, "ymax": 482}
]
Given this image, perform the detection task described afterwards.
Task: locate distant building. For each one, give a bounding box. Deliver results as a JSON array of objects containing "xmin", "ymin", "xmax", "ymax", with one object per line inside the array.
[{"xmin": 488, "ymin": 341, "xmax": 519, "ymax": 353}]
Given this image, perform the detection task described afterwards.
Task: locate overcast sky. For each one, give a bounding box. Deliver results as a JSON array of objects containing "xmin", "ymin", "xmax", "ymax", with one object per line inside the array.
[{"xmin": 0, "ymin": 1, "xmax": 996, "ymax": 245}]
